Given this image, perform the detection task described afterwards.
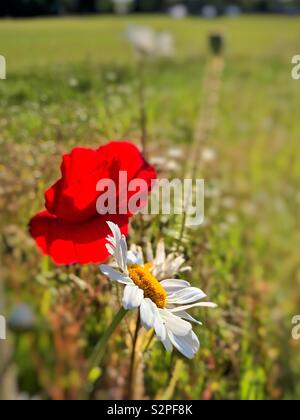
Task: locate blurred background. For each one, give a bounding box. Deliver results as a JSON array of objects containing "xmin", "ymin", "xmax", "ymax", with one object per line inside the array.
[
  {"xmin": 0, "ymin": 0, "xmax": 300, "ymax": 401},
  {"xmin": 1, "ymin": 0, "xmax": 300, "ymax": 16}
]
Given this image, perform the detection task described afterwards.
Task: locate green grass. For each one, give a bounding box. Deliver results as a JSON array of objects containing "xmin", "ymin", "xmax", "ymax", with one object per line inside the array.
[
  {"xmin": 1, "ymin": 15, "xmax": 300, "ymax": 400},
  {"xmin": 1, "ymin": 15, "xmax": 299, "ymax": 70}
]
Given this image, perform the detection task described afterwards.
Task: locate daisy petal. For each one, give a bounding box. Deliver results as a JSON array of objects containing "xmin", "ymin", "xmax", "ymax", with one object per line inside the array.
[
  {"xmin": 159, "ymin": 309, "xmax": 192, "ymax": 336},
  {"xmin": 146, "ymin": 242, "xmax": 154, "ymax": 263},
  {"xmin": 120, "ymin": 235, "xmax": 128, "ymax": 271},
  {"xmin": 131, "ymin": 245, "xmax": 144, "ymax": 265},
  {"xmin": 126, "ymin": 250, "xmax": 140, "ymax": 265},
  {"xmin": 106, "ymin": 244, "xmax": 115, "ymax": 255},
  {"xmin": 106, "ymin": 235, "xmax": 116, "ymax": 247},
  {"xmin": 170, "ymin": 302, "xmax": 217, "ymax": 313},
  {"xmin": 155, "ymin": 239, "xmax": 166, "ymax": 265},
  {"xmin": 107, "ymin": 221, "xmax": 121, "ymax": 243},
  {"xmin": 168, "ymin": 255, "xmax": 186, "ymax": 273},
  {"xmin": 167, "ymin": 287, "xmax": 207, "ymax": 305},
  {"xmin": 106, "ymin": 222, "xmax": 128, "ymax": 272},
  {"xmin": 168, "ymin": 330, "xmax": 200, "ymax": 359},
  {"xmin": 154, "ymin": 313, "xmax": 166, "ymax": 342},
  {"xmin": 173, "ymin": 310, "xmax": 203, "ymax": 325},
  {"xmin": 161, "ymin": 334, "xmax": 173, "ymax": 353},
  {"xmin": 100, "ymin": 265, "xmax": 133, "ymax": 285},
  {"xmin": 180, "ymin": 266, "xmax": 192, "ymax": 273},
  {"xmin": 161, "ymin": 279, "xmax": 191, "ymax": 293},
  {"xmin": 115, "ymin": 241, "xmax": 126, "ymax": 273},
  {"xmin": 140, "ymin": 298, "xmax": 156, "ymax": 331},
  {"xmin": 122, "ymin": 285, "xmax": 144, "ymax": 310}
]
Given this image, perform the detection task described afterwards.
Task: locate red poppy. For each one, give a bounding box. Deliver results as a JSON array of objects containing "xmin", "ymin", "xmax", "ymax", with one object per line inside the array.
[{"xmin": 29, "ymin": 141, "xmax": 157, "ymax": 265}]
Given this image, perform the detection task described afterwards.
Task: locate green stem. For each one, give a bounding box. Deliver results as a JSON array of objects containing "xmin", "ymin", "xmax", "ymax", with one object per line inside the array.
[
  {"xmin": 82, "ymin": 307, "xmax": 127, "ymax": 399},
  {"xmin": 127, "ymin": 312, "xmax": 140, "ymax": 399},
  {"xmin": 143, "ymin": 330, "xmax": 155, "ymax": 353},
  {"xmin": 137, "ymin": 59, "xmax": 148, "ymax": 159},
  {"xmin": 88, "ymin": 307, "xmax": 127, "ymax": 373}
]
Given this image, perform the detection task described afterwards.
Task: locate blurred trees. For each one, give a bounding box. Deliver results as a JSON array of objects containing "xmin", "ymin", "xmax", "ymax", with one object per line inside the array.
[
  {"xmin": 0, "ymin": 0, "xmax": 300, "ymax": 17},
  {"xmin": 135, "ymin": 0, "xmax": 167, "ymax": 12},
  {"xmin": 0, "ymin": 1, "xmax": 57, "ymax": 17}
]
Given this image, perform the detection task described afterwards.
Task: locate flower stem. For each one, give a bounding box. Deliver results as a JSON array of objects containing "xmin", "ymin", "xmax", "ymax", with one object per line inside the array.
[
  {"xmin": 177, "ymin": 55, "xmax": 224, "ymax": 250},
  {"xmin": 137, "ymin": 59, "xmax": 148, "ymax": 159},
  {"xmin": 82, "ymin": 307, "xmax": 127, "ymax": 399},
  {"xmin": 143, "ymin": 329, "xmax": 155, "ymax": 353},
  {"xmin": 127, "ymin": 312, "xmax": 140, "ymax": 399}
]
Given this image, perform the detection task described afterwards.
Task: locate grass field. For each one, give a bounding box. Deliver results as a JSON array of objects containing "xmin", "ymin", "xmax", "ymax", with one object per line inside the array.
[
  {"xmin": 1, "ymin": 16, "xmax": 300, "ymax": 69},
  {"xmin": 0, "ymin": 15, "xmax": 300, "ymax": 400}
]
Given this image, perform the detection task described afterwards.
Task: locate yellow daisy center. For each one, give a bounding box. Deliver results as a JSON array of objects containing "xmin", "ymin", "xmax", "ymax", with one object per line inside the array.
[{"xmin": 128, "ymin": 264, "xmax": 167, "ymax": 309}]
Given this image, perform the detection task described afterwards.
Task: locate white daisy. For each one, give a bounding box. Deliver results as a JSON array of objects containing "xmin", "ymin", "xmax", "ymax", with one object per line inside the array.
[
  {"xmin": 124, "ymin": 25, "xmax": 157, "ymax": 56},
  {"xmin": 124, "ymin": 26, "xmax": 175, "ymax": 58},
  {"xmin": 100, "ymin": 222, "xmax": 217, "ymax": 359}
]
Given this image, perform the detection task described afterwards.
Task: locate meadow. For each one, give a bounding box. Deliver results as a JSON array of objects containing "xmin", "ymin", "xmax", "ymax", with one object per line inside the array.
[{"xmin": 0, "ymin": 15, "xmax": 300, "ymax": 400}]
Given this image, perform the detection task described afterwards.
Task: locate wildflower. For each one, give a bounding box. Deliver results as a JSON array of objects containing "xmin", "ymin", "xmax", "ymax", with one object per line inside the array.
[
  {"xmin": 150, "ymin": 156, "xmax": 179, "ymax": 173},
  {"xmin": 201, "ymin": 147, "xmax": 217, "ymax": 163},
  {"xmin": 124, "ymin": 25, "xmax": 175, "ymax": 58},
  {"xmin": 29, "ymin": 142, "xmax": 157, "ymax": 265},
  {"xmin": 156, "ymin": 32, "xmax": 176, "ymax": 57},
  {"xmin": 69, "ymin": 77, "xmax": 78, "ymax": 88},
  {"xmin": 167, "ymin": 147, "xmax": 184, "ymax": 159},
  {"xmin": 100, "ymin": 222, "xmax": 216, "ymax": 359},
  {"xmin": 125, "ymin": 25, "xmax": 157, "ymax": 56}
]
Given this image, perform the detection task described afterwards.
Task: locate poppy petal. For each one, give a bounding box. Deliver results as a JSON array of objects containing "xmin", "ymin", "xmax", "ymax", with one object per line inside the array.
[
  {"xmin": 44, "ymin": 142, "xmax": 156, "ymax": 222},
  {"xmin": 29, "ymin": 211, "xmax": 129, "ymax": 265},
  {"xmin": 45, "ymin": 147, "xmax": 111, "ymax": 223}
]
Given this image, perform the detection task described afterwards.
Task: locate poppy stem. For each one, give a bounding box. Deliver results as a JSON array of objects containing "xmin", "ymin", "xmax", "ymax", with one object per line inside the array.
[{"xmin": 81, "ymin": 307, "xmax": 127, "ymax": 399}]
